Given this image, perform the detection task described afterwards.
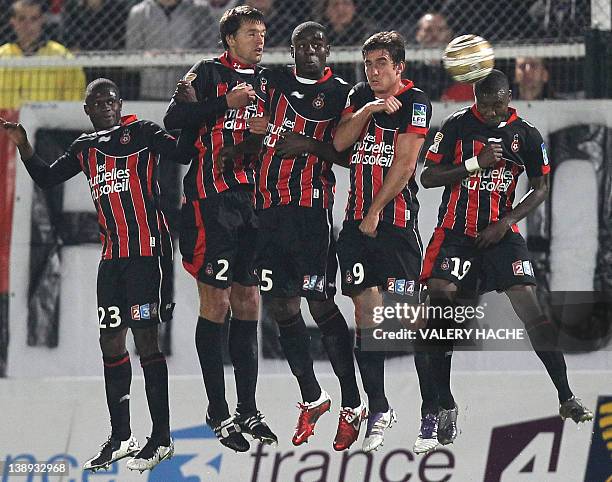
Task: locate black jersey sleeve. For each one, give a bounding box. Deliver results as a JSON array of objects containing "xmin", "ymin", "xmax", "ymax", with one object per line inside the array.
[
  {"xmin": 163, "ymin": 61, "xmax": 229, "ymax": 130},
  {"xmin": 424, "ymin": 113, "xmax": 460, "ymax": 166},
  {"xmin": 401, "ymin": 88, "xmax": 431, "ymax": 135},
  {"xmin": 254, "ymin": 67, "xmax": 272, "ymax": 111},
  {"xmin": 522, "ymin": 125, "xmax": 551, "ymax": 178},
  {"xmin": 342, "ymin": 82, "xmax": 368, "ymax": 115},
  {"xmin": 142, "ymin": 121, "xmax": 195, "ymax": 165},
  {"xmin": 22, "ymin": 141, "xmax": 82, "ymax": 189}
]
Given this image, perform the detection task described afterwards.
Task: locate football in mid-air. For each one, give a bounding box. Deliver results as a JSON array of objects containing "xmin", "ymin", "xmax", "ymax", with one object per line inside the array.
[{"xmin": 442, "ymin": 34, "xmax": 495, "ymax": 83}]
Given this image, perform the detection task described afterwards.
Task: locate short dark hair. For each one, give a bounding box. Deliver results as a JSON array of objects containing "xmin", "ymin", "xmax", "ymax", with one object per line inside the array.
[
  {"xmin": 362, "ymin": 31, "xmax": 405, "ymax": 64},
  {"xmin": 291, "ymin": 21, "xmax": 327, "ymax": 45},
  {"xmin": 11, "ymin": 0, "xmax": 46, "ymax": 17},
  {"xmin": 219, "ymin": 6, "xmax": 265, "ymax": 50},
  {"xmin": 474, "ymin": 69, "xmax": 510, "ymax": 98},
  {"xmin": 85, "ymin": 78, "xmax": 119, "ymax": 100}
]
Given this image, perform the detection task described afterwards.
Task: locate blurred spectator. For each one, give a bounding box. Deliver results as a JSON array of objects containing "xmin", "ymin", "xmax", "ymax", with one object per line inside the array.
[
  {"xmin": 513, "ymin": 56, "xmax": 554, "ymax": 100},
  {"xmin": 527, "ymin": 0, "xmax": 590, "ymax": 39},
  {"xmin": 126, "ymin": 0, "xmax": 217, "ymax": 99},
  {"xmin": 323, "ymin": 0, "xmax": 375, "ymax": 46},
  {"xmin": 320, "ymin": 0, "xmax": 377, "ymax": 83},
  {"xmin": 407, "ymin": 12, "xmax": 472, "ymax": 102},
  {"xmin": 243, "ymin": 0, "xmax": 294, "ymax": 47},
  {"xmin": 62, "ymin": 0, "xmax": 130, "ymax": 51},
  {"xmin": 207, "ymin": 0, "xmax": 240, "ymax": 24},
  {"xmin": 0, "ymin": 0, "xmax": 86, "ymax": 109}
]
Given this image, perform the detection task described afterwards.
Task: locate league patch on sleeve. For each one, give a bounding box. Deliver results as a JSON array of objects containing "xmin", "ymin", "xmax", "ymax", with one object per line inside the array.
[
  {"xmin": 541, "ymin": 142, "xmax": 549, "ymax": 165},
  {"xmin": 412, "ymin": 103, "xmax": 427, "ymax": 127}
]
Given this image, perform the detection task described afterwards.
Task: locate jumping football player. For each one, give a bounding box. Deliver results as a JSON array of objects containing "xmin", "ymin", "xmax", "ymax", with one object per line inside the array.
[
  {"xmin": 1, "ymin": 78, "xmax": 186, "ymax": 472},
  {"xmin": 414, "ymin": 69, "xmax": 593, "ymax": 454},
  {"xmin": 243, "ymin": 21, "xmax": 364, "ymax": 450},
  {"xmin": 333, "ymin": 31, "xmax": 431, "ymax": 452},
  {"xmin": 163, "ymin": 6, "xmax": 277, "ymax": 452}
]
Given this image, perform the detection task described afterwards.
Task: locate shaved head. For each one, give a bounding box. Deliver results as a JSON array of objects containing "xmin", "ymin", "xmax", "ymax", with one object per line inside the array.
[{"xmin": 474, "ymin": 69, "xmax": 510, "ymax": 100}]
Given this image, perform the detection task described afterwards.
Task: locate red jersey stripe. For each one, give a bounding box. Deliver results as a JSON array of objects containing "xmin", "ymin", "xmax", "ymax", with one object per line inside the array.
[
  {"xmin": 127, "ymin": 152, "xmax": 153, "ymax": 256},
  {"xmin": 105, "ymin": 153, "xmax": 130, "ymax": 257}
]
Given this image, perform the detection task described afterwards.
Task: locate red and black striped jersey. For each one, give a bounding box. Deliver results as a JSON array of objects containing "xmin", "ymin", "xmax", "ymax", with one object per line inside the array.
[
  {"xmin": 342, "ymin": 80, "xmax": 431, "ymax": 228},
  {"xmin": 164, "ymin": 52, "xmax": 265, "ymax": 200},
  {"xmin": 425, "ymin": 105, "xmax": 551, "ymax": 237},
  {"xmin": 254, "ymin": 66, "xmax": 350, "ymax": 210},
  {"xmin": 23, "ymin": 116, "xmax": 178, "ymax": 259}
]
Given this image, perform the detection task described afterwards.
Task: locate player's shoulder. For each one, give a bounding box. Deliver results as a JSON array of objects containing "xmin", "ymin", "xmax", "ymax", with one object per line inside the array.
[
  {"xmin": 399, "ymin": 81, "xmax": 431, "ymax": 104},
  {"xmin": 442, "ymin": 106, "xmax": 472, "ymax": 128},
  {"xmin": 347, "ymin": 81, "xmax": 371, "ymax": 102},
  {"xmin": 328, "ymin": 71, "xmax": 351, "ymax": 93}
]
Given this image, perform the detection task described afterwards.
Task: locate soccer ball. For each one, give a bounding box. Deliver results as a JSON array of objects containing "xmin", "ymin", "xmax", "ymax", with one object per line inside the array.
[{"xmin": 442, "ymin": 35, "xmax": 495, "ymax": 83}]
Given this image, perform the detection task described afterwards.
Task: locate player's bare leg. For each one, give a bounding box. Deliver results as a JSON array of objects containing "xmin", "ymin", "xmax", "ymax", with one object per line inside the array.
[
  {"xmin": 308, "ymin": 298, "xmax": 364, "ymax": 451},
  {"xmin": 127, "ymin": 325, "xmax": 174, "ymax": 472},
  {"xmin": 263, "ymin": 294, "xmax": 330, "ymax": 445},
  {"xmin": 84, "ymin": 328, "xmax": 139, "ymax": 472},
  {"xmin": 352, "ymin": 287, "xmax": 396, "ymax": 452},
  {"xmin": 196, "ymin": 282, "xmax": 250, "ymax": 452},
  {"xmin": 505, "ymin": 284, "xmax": 593, "ymax": 423},
  {"xmin": 229, "ymin": 283, "xmax": 277, "ymax": 445}
]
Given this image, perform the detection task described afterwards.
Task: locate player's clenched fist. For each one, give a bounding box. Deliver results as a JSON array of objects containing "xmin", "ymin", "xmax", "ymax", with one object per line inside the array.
[
  {"xmin": 247, "ymin": 114, "xmax": 269, "ymax": 135},
  {"xmin": 0, "ymin": 117, "xmax": 28, "ymax": 146},
  {"xmin": 366, "ymin": 96, "xmax": 402, "ymax": 115},
  {"xmin": 477, "ymin": 143, "xmax": 503, "ymax": 169},
  {"xmin": 173, "ymin": 80, "xmax": 197, "ymax": 103},
  {"xmin": 226, "ymin": 82, "xmax": 256, "ymax": 109}
]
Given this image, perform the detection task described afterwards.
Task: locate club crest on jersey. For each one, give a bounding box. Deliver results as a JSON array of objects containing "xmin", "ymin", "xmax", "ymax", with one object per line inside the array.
[
  {"xmin": 441, "ymin": 257, "xmax": 450, "ymax": 271},
  {"xmin": 205, "ymin": 263, "xmax": 214, "ymax": 277},
  {"xmin": 345, "ymin": 271, "xmax": 353, "ymax": 284},
  {"xmin": 120, "ymin": 129, "xmax": 131, "ymax": 144},
  {"xmin": 259, "ymin": 76, "xmax": 267, "ymax": 92},
  {"xmin": 511, "ymin": 134, "xmax": 520, "ymax": 152},
  {"xmin": 312, "ymin": 93, "xmax": 325, "ymax": 109}
]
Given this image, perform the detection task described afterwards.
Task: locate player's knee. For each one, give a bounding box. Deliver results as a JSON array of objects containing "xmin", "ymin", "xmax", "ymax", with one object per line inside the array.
[
  {"xmin": 132, "ymin": 326, "xmax": 160, "ymax": 358},
  {"xmin": 307, "ymin": 298, "xmax": 337, "ymax": 319},
  {"xmin": 99, "ymin": 329, "xmax": 128, "ymax": 357},
  {"xmin": 198, "ymin": 283, "xmax": 230, "ymax": 321},
  {"xmin": 230, "ymin": 285, "xmax": 259, "ymax": 319},
  {"xmin": 262, "ymin": 295, "xmax": 300, "ymax": 322}
]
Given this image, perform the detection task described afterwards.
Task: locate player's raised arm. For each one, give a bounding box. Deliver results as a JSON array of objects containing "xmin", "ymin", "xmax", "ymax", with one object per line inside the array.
[
  {"xmin": 421, "ymin": 142, "xmax": 502, "ymax": 188},
  {"xmin": 164, "ymin": 74, "xmax": 255, "ymax": 130},
  {"xmin": 0, "ymin": 117, "xmax": 81, "ymax": 188},
  {"xmin": 333, "ymin": 96, "xmax": 398, "ymax": 152}
]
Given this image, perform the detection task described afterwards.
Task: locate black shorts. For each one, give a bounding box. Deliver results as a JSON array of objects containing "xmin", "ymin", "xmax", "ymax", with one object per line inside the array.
[
  {"xmin": 420, "ymin": 227, "xmax": 537, "ymax": 293},
  {"xmin": 256, "ymin": 206, "xmax": 337, "ymax": 300},
  {"xmin": 97, "ymin": 256, "xmax": 175, "ymax": 332},
  {"xmin": 179, "ymin": 188, "xmax": 259, "ymax": 289},
  {"xmin": 337, "ymin": 220, "xmax": 423, "ymax": 297}
]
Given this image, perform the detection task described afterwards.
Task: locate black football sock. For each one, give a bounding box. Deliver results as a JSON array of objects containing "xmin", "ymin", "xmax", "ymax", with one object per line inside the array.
[
  {"xmin": 277, "ymin": 312, "xmax": 321, "ymax": 403},
  {"xmin": 196, "ymin": 317, "xmax": 230, "ymax": 421},
  {"xmin": 141, "ymin": 352, "xmax": 170, "ymax": 444},
  {"xmin": 228, "ymin": 317, "xmax": 258, "ymax": 415},
  {"xmin": 526, "ymin": 316, "xmax": 573, "ymax": 401},
  {"xmin": 426, "ymin": 296, "xmax": 456, "ymax": 410},
  {"xmin": 313, "ymin": 308, "xmax": 361, "ymax": 408},
  {"xmin": 103, "ymin": 352, "xmax": 132, "ymax": 441},
  {"xmin": 413, "ymin": 340, "xmax": 440, "ymax": 417},
  {"xmin": 354, "ymin": 327, "xmax": 389, "ymax": 414}
]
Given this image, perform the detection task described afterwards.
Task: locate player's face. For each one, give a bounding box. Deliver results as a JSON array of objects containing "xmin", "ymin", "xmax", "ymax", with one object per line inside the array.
[
  {"xmin": 84, "ymin": 88, "xmax": 122, "ymax": 130},
  {"xmin": 476, "ymin": 91, "xmax": 511, "ymax": 126},
  {"xmin": 291, "ymin": 29, "xmax": 329, "ymax": 80},
  {"xmin": 364, "ymin": 49, "xmax": 404, "ymax": 97},
  {"xmin": 227, "ymin": 20, "xmax": 266, "ymax": 65}
]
